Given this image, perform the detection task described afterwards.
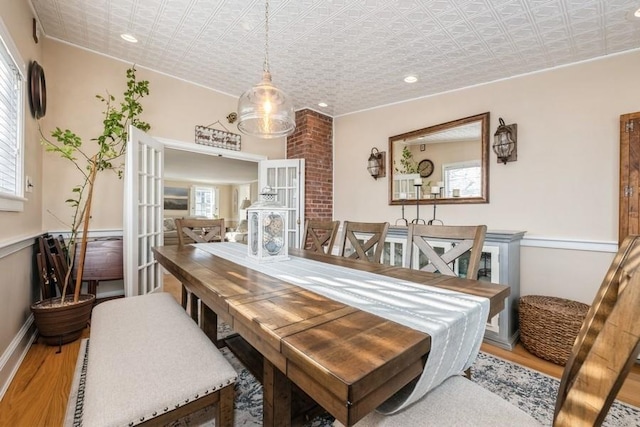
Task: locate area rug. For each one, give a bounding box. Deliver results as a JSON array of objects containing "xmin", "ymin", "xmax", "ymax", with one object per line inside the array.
[
  {"xmin": 471, "ymin": 353, "xmax": 640, "ymax": 427},
  {"xmin": 66, "ymin": 339, "xmax": 640, "ymax": 426}
]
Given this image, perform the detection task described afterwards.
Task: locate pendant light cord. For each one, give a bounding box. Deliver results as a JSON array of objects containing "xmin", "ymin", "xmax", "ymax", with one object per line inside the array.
[{"xmin": 263, "ymin": 0, "xmax": 270, "ymax": 73}]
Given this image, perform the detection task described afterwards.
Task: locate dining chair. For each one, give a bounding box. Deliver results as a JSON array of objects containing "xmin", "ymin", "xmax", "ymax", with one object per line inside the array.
[
  {"xmin": 174, "ymin": 218, "xmax": 225, "ymax": 330},
  {"xmin": 338, "ymin": 221, "xmax": 389, "ymax": 263},
  {"xmin": 174, "ymin": 218, "xmax": 225, "ymax": 246},
  {"xmin": 404, "ymin": 223, "xmax": 487, "ymax": 280},
  {"xmin": 339, "ymin": 234, "xmax": 640, "ymax": 427},
  {"xmin": 302, "ymin": 219, "xmax": 340, "ymax": 254}
]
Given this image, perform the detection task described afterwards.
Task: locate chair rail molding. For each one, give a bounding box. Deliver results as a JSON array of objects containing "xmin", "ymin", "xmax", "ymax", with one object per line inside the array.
[
  {"xmin": 521, "ymin": 236, "xmax": 617, "ymax": 253},
  {"xmin": 49, "ymin": 229, "xmax": 124, "ymax": 240},
  {"xmin": 0, "ymin": 233, "xmax": 40, "ymax": 259}
]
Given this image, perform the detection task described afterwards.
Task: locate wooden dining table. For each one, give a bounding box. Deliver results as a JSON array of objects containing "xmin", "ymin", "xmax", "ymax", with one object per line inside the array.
[{"xmin": 152, "ymin": 244, "xmax": 510, "ymax": 427}]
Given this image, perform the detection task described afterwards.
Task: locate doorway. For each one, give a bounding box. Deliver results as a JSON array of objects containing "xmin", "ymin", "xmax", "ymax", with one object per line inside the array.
[
  {"xmin": 124, "ymin": 134, "xmax": 266, "ymax": 297},
  {"xmin": 163, "ymin": 144, "xmax": 260, "ymax": 238}
]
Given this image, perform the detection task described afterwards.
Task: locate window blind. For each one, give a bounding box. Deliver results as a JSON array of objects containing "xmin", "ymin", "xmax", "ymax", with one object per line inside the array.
[{"xmin": 0, "ymin": 37, "xmax": 21, "ymax": 196}]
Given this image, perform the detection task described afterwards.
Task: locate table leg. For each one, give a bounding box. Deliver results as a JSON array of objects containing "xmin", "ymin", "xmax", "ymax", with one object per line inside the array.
[
  {"xmin": 263, "ymin": 358, "xmax": 291, "ymax": 427},
  {"xmin": 181, "ymin": 284, "xmax": 188, "ymax": 309},
  {"xmin": 201, "ymin": 304, "xmax": 222, "ymax": 347},
  {"xmin": 189, "ymin": 293, "xmax": 199, "ymax": 323}
]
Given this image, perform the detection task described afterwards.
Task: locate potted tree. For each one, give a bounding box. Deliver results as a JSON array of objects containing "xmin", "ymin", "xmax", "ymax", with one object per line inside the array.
[{"xmin": 31, "ymin": 67, "xmax": 150, "ymax": 346}]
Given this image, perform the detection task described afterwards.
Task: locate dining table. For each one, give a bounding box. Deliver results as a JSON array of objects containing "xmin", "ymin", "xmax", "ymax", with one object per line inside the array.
[{"xmin": 152, "ymin": 243, "xmax": 510, "ymax": 427}]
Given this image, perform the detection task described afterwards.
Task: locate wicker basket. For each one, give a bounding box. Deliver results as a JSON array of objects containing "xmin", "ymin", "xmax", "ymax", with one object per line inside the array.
[{"xmin": 519, "ymin": 295, "xmax": 589, "ymax": 366}]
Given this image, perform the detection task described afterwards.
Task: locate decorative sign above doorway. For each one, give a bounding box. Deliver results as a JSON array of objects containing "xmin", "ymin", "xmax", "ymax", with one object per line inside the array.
[{"xmin": 195, "ymin": 122, "xmax": 241, "ymax": 151}]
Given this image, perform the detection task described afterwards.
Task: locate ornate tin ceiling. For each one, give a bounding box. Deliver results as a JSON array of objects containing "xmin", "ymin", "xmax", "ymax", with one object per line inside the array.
[{"xmin": 31, "ymin": 0, "xmax": 640, "ymax": 116}]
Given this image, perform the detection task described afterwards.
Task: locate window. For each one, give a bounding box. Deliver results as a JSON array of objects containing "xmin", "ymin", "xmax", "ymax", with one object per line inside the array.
[
  {"xmin": 192, "ymin": 186, "xmax": 218, "ymax": 218},
  {"xmin": 0, "ymin": 17, "xmax": 25, "ymax": 211},
  {"xmin": 443, "ymin": 160, "xmax": 481, "ymax": 198}
]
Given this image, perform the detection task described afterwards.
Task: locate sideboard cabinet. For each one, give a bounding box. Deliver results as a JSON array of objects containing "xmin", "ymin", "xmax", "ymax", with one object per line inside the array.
[{"xmin": 384, "ymin": 227, "xmax": 526, "ymax": 350}]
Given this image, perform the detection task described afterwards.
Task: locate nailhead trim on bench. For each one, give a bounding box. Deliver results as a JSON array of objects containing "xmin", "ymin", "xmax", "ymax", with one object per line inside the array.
[{"xmin": 80, "ymin": 293, "xmax": 237, "ymax": 426}]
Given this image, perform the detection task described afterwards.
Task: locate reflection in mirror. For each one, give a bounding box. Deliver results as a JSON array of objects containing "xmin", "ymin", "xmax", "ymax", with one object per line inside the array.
[{"xmin": 388, "ymin": 112, "xmax": 490, "ymax": 205}]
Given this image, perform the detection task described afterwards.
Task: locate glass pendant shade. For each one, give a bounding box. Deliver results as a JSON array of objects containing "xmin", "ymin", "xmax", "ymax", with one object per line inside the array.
[
  {"xmin": 237, "ymin": 71, "xmax": 295, "ymax": 139},
  {"xmin": 494, "ymin": 132, "xmax": 514, "ymax": 157}
]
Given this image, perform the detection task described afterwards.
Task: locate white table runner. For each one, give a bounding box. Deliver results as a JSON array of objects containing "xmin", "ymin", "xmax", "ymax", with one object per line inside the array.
[{"xmin": 195, "ymin": 242, "xmax": 489, "ymax": 413}]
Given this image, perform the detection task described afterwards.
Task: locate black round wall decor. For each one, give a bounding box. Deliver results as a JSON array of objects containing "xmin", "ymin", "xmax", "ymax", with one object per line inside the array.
[{"xmin": 28, "ymin": 60, "xmax": 46, "ymax": 119}]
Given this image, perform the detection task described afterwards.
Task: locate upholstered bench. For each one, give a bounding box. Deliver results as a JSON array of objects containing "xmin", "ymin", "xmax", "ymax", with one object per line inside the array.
[{"xmin": 82, "ymin": 292, "xmax": 237, "ymax": 426}]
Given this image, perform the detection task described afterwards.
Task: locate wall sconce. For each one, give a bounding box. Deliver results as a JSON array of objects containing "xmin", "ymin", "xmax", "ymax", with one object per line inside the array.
[
  {"xmin": 493, "ymin": 118, "xmax": 517, "ymax": 164},
  {"xmin": 367, "ymin": 147, "xmax": 386, "ymax": 179}
]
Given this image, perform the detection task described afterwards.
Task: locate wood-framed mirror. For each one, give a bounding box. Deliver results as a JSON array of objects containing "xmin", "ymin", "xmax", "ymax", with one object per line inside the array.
[{"xmin": 388, "ymin": 112, "xmax": 490, "ymax": 205}]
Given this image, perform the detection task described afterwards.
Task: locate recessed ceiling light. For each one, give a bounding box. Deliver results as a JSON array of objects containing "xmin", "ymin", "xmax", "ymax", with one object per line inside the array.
[
  {"xmin": 318, "ymin": 102, "xmax": 328, "ymax": 108},
  {"xmin": 120, "ymin": 33, "xmax": 138, "ymax": 43},
  {"xmin": 635, "ymin": 7, "xmax": 640, "ymax": 17},
  {"xmin": 404, "ymin": 75, "xmax": 418, "ymax": 83}
]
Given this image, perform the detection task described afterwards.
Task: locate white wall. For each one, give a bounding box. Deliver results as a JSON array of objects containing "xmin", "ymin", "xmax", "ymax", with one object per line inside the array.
[{"xmin": 334, "ymin": 50, "xmax": 640, "ymax": 304}]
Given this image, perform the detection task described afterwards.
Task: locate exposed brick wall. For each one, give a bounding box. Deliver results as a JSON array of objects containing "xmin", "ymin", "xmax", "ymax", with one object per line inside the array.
[{"xmin": 287, "ymin": 109, "xmax": 333, "ymax": 221}]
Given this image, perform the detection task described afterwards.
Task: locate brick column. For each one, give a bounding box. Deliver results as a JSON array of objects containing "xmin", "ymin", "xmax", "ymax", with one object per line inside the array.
[{"xmin": 287, "ymin": 109, "xmax": 333, "ymax": 221}]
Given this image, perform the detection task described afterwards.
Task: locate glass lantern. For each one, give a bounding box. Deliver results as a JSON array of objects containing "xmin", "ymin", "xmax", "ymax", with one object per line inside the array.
[{"xmin": 247, "ymin": 187, "xmax": 289, "ymax": 262}]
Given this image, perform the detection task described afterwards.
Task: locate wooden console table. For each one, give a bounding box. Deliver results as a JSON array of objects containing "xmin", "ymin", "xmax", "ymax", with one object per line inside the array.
[{"xmin": 74, "ymin": 238, "xmax": 123, "ymax": 296}]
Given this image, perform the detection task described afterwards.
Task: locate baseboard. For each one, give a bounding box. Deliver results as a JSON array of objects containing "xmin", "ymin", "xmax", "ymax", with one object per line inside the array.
[
  {"xmin": 0, "ymin": 314, "xmax": 37, "ymax": 401},
  {"xmin": 483, "ymin": 330, "xmax": 519, "ymax": 351},
  {"xmin": 97, "ymin": 289, "xmax": 125, "ymax": 299}
]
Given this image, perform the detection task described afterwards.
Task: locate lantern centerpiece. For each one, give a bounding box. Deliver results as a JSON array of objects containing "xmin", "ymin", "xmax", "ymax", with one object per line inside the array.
[{"xmin": 247, "ymin": 186, "xmax": 289, "ymax": 262}]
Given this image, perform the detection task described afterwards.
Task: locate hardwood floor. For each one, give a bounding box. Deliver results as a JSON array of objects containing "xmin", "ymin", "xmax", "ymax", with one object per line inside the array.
[
  {"xmin": 1, "ymin": 274, "xmax": 638, "ymax": 426},
  {"xmin": 0, "ymin": 328, "xmax": 90, "ymax": 427}
]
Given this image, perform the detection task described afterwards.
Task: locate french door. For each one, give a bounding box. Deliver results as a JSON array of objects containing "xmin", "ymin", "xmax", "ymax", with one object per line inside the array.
[
  {"xmin": 122, "ymin": 135, "xmax": 292, "ymax": 295},
  {"xmin": 259, "ymin": 159, "xmax": 305, "ymax": 249},
  {"xmin": 123, "ymin": 127, "xmax": 164, "ymax": 296}
]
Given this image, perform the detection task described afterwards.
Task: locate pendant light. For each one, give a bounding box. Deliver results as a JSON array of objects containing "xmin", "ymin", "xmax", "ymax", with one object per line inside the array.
[{"xmin": 237, "ymin": 0, "xmax": 295, "ymax": 139}]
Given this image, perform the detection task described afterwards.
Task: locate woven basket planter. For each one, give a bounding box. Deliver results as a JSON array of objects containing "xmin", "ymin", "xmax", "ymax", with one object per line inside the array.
[
  {"xmin": 519, "ymin": 295, "xmax": 589, "ymax": 366},
  {"xmin": 31, "ymin": 294, "xmax": 95, "ymax": 346}
]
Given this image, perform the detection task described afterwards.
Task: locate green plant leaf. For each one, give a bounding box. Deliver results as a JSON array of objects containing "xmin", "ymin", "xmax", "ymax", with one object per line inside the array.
[{"xmin": 38, "ymin": 65, "xmax": 151, "ymax": 299}]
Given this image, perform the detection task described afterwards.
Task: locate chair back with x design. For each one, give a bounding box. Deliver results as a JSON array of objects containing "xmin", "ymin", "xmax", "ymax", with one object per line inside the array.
[
  {"xmin": 404, "ymin": 223, "xmax": 487, "ymax": 279},
  {"xmin": 339, "ymin": 221, "xmax": 389, "ymax": 263},
  {"xmin": 302, "ymin": 219, "xmax": 340, "ymax": 254},
  {"xmin": 175, "ymin": 218, "xmax": 225, "ymax": 246}
]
